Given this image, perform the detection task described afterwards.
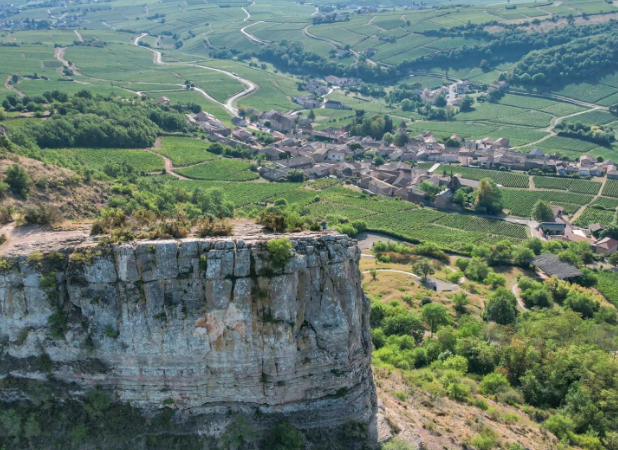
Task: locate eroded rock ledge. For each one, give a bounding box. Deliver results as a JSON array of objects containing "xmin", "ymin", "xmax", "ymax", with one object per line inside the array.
[{"xmin": 0, "ymin": 233, "xmax": 376, "ymax": 434}]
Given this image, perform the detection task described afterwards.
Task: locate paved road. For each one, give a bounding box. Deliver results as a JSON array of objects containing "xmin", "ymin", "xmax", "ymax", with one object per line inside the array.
[
  {"xmin": 240, "ymin": 21, "xmax": 268, "ymax": 45},
  {"xmin": 134, "ymin": 33, "xmax": 258, "ymax": 116},
  {"xmin": 302, "ymin": 25, "xmax": 379, "ymax": 67}
]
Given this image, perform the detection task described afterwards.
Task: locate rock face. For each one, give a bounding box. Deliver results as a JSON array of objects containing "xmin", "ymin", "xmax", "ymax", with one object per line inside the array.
[{"xmin": 0, "ymin": 234, "xmax": 375, "ymax": 434}]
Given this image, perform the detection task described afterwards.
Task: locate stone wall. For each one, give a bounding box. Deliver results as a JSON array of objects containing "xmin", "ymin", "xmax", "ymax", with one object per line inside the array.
[{"xmin": 0, "ymin": 234, "xmax": 375, "ymax": 436}]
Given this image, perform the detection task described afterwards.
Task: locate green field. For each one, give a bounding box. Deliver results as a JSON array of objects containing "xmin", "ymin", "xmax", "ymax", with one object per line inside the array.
[
  {"xmin": 573, "ymin": 208, "xmax": 615, "ymax": 227},
  {"xmin": 434, "ymin": 165, "xmax": 529, "ymax": 188},
  {"xmin": 597, "ymin": 270, "xmax": 618, "ymax": 308},
  {"xmin": 502, "ymin": 189, "xmax": 593, "ymax": 217},
  {"xmin": 44, "ymin": 148, "xmax": 164, "ymax": 172},
  {"xmin": 156, "ymin": 137, "xmax": 218, "ymax": 166},
  {"xmin": 532, "ymin": 176, "xmax": 601, "ymax": 195},
  {"xmin": 602, "ymin": 180, "xmax": 618, "ymax": 198},
  {"xmin": 175, "ymin": 158, "xmax": 259, "ymax": 181}
]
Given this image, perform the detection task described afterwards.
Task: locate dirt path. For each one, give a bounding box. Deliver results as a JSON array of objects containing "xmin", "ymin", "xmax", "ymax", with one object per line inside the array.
[
  {"xmin": 511, "ymin": 283, "xmax": 528, "ymax": 312},
  {"xmin": 3, "ymin": 75, "xmax": 24, "ymax": 97},
  {"xmin": 570, "ymin": 176, "xmax": 608, "ymax": 222},
  {"xmin": 512, "ymin": 105, "xmax": 605, "ymax": 149},
  {"xmin": 145, "ymin": 148, "xmax": 189, "ymax": 180},
  {"xmin": 74, "ymin": 29, "xmax": 84, "ymax": 42},
  {"xmin": 134, "ymin": 33, "xmax": 257, "ymax": 116}
]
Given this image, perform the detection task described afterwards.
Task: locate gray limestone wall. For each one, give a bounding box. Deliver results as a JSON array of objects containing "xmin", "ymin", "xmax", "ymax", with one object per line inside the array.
[{"xmin": 0, "ymin": 234, "xmax": 375, "ymax": 432}]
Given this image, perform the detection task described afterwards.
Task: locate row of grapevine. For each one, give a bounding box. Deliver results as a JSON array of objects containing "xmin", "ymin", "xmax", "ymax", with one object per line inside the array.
[
  {"xmin": 573, "ymin": 208, "xmax": 616, "ymax": 227},
  {"xmin": 502, "ymin": 189, "xmax": 593, "ymax": 217},
  {"xmin": 602, "ymin": 180, "xmax": 618, "ymax": 198},
  {"xmin": 435, "ymin": 214, "xmax": 528, "ymax": 239},
  {"xmin": 533, "ymin": 177, "xmax": 601, "ymax": 195}
]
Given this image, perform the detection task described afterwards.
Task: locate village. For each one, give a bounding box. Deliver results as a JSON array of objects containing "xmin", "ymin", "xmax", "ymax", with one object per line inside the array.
[{"xmin": 173, "ymin": 85, "xmax": 618, "ymax": 259}]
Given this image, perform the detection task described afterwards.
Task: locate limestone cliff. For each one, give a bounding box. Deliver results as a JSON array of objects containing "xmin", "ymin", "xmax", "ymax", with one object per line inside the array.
[{"xmin": 0, "ymin": 233, "xmax": 375, "ymax": 440}]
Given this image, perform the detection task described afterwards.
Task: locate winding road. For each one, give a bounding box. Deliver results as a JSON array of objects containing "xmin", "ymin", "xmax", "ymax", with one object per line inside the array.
[
  {"xmin": 512, "ymin": 104, "xmax": 606, "ymax": 150},
  {"xmin": 240, "ymin": 21, "xmax": 269, "ymax": 45},
  {"xmin": 133, "ymin": 33, "xmax": 257, "ymax": 116},
  {"xmin": 302, "ymin": 25, "xmax": 379, "ymax": 67}
]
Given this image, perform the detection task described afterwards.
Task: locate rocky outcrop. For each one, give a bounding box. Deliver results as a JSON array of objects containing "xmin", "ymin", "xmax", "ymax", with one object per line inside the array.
[{"xmin": 0, "ymin": 234, "xmax": 375, "ymax": 436}]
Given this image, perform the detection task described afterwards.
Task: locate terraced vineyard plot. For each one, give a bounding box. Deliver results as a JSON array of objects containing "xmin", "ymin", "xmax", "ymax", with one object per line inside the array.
[
  {"xmin": 176, "ymin": 180, "xmax": 291, "ymax": 206},
  {"xmin": 538, "ymin": 136, "xmax": 599, "ymax": 153},
  {"xmin": 602, "ymin": 180, "xmax": 618, "ymax": 198},
  {"xmin": 175, "ymin": 159, "xmax": 259, "ymax": 181},
  {"xmin": 554, "ymin": 83, "xmax": 617, "ymax": 103},
  {"xmin": 566, "ymin": 110, "xmax": 616, "ymax": 125},
  {"xmin": 306, "ymin": 201, "xmax": 378, "ymax": 221},
  {"xmin": 597, "ymin": 271, "xmax": 618, "ymax": 307},
  {"xmin": 157, "ymin": 137, "xmax": 217, "ymax": 166},
  {"xmin": 532, "ymin": 177, "xmax": 601, "ymax": 195},
  {"xmin": 322, "ymin": 191, "xmax": 419, "ymax": 215},
  {"xmin": 502, "ymin": 189, "xmax": 593, "ymax": 217},
  {"xmin": 590, "ymin": 197, "xmax": 618, "ymax": 209},
  {"xmin": 435, "ymin": 215, "xmax": 529, "ymax": 239},
  {"xmin": 573, "ymin": 208, "xmax": 615, "ymax": 227},
  {"xmin": 444, "ymin": 166, "xmax": 529, "ymax": 188},
  {"xmin": 45, "ymin": 148, "xmax": 164, "ymax": 172},
  {"xmin": 363, "ymin": 210, "xmax": 522, "ymax": 250}
]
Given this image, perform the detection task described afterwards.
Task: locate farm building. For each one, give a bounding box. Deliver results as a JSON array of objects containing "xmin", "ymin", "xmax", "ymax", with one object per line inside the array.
[
  {"xmin": 529, "ymin": 254, "xmax": 583, "ymax": 280},
  {"xmin": 594, "ymin": 237, "xmax": 618, "ymax": 256},
  {"xmin": 538, "ymin": 222, "xmax": 566, "ymax": 236}
]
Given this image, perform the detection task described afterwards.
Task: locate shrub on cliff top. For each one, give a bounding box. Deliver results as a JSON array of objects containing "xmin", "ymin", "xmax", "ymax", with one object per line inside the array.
[{"xmin": 268, "ymin": 238, "xmax": 293, "ymax": 268}]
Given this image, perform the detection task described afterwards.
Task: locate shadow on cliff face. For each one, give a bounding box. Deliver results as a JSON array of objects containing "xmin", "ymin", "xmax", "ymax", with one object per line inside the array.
[{"xmin": 0, "ymin": 376, "xmax": 378, "ymax": 450}]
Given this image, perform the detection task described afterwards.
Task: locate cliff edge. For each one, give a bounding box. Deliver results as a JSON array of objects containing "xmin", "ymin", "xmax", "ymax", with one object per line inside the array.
[{"xmin": 0, "ymin": 233, "xmax": 376, "ymax": 446}]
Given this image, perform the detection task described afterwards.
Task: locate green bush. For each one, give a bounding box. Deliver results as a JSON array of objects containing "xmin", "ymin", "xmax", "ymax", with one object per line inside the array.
[
  {"xmin": 480, "ymin": 372, "xmax": 510, "ymax": 395},
  {"xmin": 5, "ymin": 164, "xmax": 32, "ymax": 197},
  {"xmin": 267, "ymin": 238, "xmax": 293, "ymax": 268},
  {"xmin": 264, "ymin": 421, "xmax": 304, "ymax": 450}
]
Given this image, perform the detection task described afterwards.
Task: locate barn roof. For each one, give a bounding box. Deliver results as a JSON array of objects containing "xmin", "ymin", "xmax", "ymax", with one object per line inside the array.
[{"xmin": 530, "ymin": 253, "xmax": 582, "ymax": 280}]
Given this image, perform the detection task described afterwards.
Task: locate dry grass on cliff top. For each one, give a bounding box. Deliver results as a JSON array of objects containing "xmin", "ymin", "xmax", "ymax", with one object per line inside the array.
[{"xmin": 0, "ymin": 153, "xmax": 109, "ymax": 220}]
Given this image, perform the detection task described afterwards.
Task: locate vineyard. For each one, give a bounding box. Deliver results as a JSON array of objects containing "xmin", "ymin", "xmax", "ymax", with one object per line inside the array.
[
  {"xmin": 434, "ymin": 214, "xmax": 529, "ymax": 239},
  {"xmin": 597, "ymin": 271, "xmax": 618, "ymax": 308},
  {"xmin": 433, "ymin": 165, "xmax": 529, "ymax": 188},
  {"xmin": 156, "ymin": 137, "xmax": 217, "ymax": 166},
  {"xmin": 573, "ymin": 208, "xmax": 615, "ymax": 227},
  {"xmin": 363, "ymin": 210, "xmax": 524, "ymax": 251},
  {"xmin": 45, "ymin": 148, "xmax": 165, "ymax": 172},
  {"xmin": 501, "ymin": 189, "xmax": 593, "ymax": 217},
  {"xmin": 175, "ymin": 159, "xmax": 259, "ymax": 181},
  {"xmin": 602, "ymin": 179, "xmax": 618, "ymax": 198},
  {"xmin": 590, "ymin": 197, "xmax": 618, "ymax": 209},
  {"xmin": 532, "ymin": 176, "xmax": 601, "ymax": 195}
]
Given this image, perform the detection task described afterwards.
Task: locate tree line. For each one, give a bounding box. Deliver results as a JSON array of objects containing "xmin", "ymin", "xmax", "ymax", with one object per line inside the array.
[{"xmin": 8, "ymin": 91, "xmax": 189, "ymax": 149}]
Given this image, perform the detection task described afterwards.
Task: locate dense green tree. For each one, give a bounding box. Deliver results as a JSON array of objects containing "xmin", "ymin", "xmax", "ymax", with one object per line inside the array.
[
  {"xmin": 484, "ymin": 288, "xmax": 517, "ymax": 324},
  {"xmin": 421, "ymin": 303, "xmax": 450, "ymax": 336},
  {"xmin": 414, "ymin": 258, "xmax": 435, "ymax": 281},
  {"xmin": 459, "ymin": 95, "xmax": 474, "ymax": 112},
  {"xmin": 532, "ymin": 199, "xmax": 554, "ymax": 222},
  {"xmin": 475, "ymin": 178, "xmax": 502, "ymax": 213}
]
